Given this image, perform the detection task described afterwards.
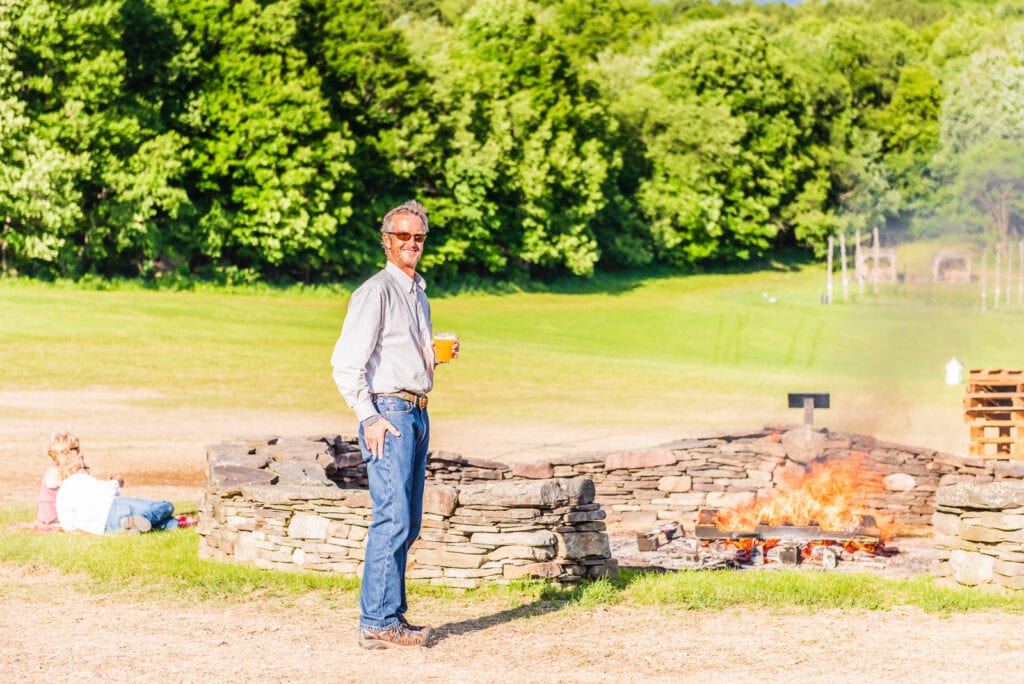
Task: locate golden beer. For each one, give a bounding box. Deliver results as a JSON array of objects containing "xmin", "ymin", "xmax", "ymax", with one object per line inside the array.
[{"xmin": 433, "ymin": 333, "xmax": 457, "ymax": 363}]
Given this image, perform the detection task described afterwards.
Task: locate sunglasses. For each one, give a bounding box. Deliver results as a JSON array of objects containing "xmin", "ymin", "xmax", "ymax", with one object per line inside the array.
[{"xmin": 386, "ymin": 232, "xmax": 427, "ymax": 243}]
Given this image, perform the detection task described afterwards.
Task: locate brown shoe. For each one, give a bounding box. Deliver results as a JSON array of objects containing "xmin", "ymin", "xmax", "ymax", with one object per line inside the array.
[
  {"xmin": 398, "ymin": 616, "xmax": 434, "ymax": 641},
  {"xmin": 358, "ymin": 624, "xmax": 430, "ymax": 650},
  {"xmin": 120, "ymin": 515, "xmax": 151, "ymax": 534}
]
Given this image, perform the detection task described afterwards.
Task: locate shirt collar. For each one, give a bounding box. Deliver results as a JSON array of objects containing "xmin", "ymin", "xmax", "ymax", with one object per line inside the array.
[{"xmin": 384, "ymin": 260, "xmax": 427, "ymax": 293}]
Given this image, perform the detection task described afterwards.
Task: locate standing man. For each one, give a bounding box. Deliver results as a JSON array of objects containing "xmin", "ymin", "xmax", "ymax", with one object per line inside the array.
[{"xmin": 331, "ymin": 200, "xmax": 457, "ymax": 649}]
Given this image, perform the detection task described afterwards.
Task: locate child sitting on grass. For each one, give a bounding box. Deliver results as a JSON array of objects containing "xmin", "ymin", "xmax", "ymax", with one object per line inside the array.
[{"xmin": 31, "ymin": 431, "xmax": 77, "ymax": 530}]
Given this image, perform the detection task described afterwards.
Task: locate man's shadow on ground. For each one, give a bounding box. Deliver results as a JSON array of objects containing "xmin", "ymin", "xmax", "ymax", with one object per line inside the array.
[
  {"xmin": 430, "ymin": 596, "xmax": 569, "ymax": 645},
  {"xmin": 429, "ymin": 569, "xmax": 656, "ymax": 645}
]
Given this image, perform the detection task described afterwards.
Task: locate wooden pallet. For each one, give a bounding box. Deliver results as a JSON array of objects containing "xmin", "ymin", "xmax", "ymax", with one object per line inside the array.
[{"xmin": 965, "ymin": 369, "xmax": 1024, "ymax": 459}]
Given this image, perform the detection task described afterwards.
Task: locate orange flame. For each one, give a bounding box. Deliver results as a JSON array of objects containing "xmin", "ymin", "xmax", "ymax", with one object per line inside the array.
[{"xmin": 715, "ymin": 456, "xmax": 886, "ymax": 533}]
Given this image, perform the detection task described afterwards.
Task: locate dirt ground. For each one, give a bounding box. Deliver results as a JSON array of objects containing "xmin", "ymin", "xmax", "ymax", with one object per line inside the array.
[{"xmin": 4, "ymin": 388, "xmax": 1024, "ymax": 682}]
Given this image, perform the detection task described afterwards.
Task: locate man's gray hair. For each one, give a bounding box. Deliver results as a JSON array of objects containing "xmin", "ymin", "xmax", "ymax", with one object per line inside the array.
[{"xmin": 381, "ymin": 200, "xmax": 429, "ymax": 234}]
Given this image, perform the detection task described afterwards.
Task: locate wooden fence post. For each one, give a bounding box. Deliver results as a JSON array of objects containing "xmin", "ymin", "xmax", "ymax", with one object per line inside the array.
[
  {"xmin": 982, "ymin": 245, "xmax": 988, "ymax": 311},
  {"xmin": 840, "ymin": 232, "xmax": 848, "ymax": 301},
  {"xmin": 826, "ymin": 235, "xmax": 834, "ymax": 304}
]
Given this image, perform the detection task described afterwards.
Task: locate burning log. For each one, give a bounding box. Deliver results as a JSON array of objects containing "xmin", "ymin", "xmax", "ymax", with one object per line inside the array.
[
  {"xmin": 660, "ymin": 508, "xmax": 893, "ymax": 570},
  {"xmin": 635, "ymin": 456, "xmax": 898, "ymax": 570}
]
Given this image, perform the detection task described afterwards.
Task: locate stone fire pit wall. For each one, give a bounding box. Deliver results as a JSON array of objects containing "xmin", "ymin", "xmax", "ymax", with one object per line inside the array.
[
  {"xmin": 199, "ymin": 425, "xmax": 1006, "ymax": 586},
  {"xmin": 931, "ymin": 482, "xmax": 1024, "ymax": 590},
  {"xmin": 198, "ymin": 436, "xmax": 615, "ymax": 588},
  {"xmin": 330, "ymin": 426, "xmax": 1007, "ymax": 531}
]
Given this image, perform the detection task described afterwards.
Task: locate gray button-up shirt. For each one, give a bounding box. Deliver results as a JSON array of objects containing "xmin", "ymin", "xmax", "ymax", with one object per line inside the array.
[{"xmin": 331, "ymin": 262, "xmax": 435, "ymax": 422}]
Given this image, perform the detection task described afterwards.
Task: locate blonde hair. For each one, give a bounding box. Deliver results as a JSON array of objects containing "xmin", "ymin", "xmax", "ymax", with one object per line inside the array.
[
  {"xmin": 48, "ymin": 432, "xmax": 79, "ymax": 464},
  {"xmin": 49, "ymin": 432, "xmax": 87, "ymax": 481}
]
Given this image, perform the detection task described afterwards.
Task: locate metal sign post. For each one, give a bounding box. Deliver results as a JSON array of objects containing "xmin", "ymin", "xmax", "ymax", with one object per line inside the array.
[{"xmin": 787, "ymin": 392, "xmax": 830, "ymax": 427}]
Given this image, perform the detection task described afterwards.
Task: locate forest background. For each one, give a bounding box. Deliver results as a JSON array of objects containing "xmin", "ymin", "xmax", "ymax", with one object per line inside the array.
[{"xmin": 2, "ymin": 0, "xmax": 1023, "ymax": 286}]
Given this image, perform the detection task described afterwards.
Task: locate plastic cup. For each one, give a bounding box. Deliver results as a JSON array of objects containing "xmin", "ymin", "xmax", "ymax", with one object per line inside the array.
[{"xmin": 433, "ymin": 332, "xmax": 457, "ymax": 363}]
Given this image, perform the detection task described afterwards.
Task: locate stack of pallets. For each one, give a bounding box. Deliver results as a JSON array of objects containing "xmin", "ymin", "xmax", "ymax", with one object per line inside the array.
[{"xmin": 964, "ymin": 369, "xmax": 1024, "ymax": 458}]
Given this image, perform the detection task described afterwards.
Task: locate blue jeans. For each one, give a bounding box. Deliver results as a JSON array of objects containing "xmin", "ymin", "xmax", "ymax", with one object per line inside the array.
[
  {"xmin": 358, "ymin": 395, "xmax": 430, "ymax": 631},
  {"xmin": 104, "ymin": 496, "xmax": 178, "ymax": 533}
]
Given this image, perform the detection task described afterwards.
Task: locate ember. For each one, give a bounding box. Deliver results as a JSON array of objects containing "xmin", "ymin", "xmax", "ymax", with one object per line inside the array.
[
  {"xmin": 686, "ymin": 508, "xmax": 895, "ymax": 569},
  {"xmin": 636, "ymin": 456, "xmax": 898, "ymax": 570}
]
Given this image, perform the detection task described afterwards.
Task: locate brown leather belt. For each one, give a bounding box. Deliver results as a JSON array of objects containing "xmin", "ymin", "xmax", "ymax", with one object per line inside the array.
[{"xmin": 373, "ymin": 390, "xmax": 428, "ymax": 409}]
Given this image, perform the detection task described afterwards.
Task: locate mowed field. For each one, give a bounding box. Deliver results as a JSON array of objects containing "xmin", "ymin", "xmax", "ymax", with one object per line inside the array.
[
  {"xmin": 0, "ymin": 245, "xmax": 1018, "ymax": 504},
  {"xmin": 7, "ymin": 251, "xmax": 1024, "ymax": 681}
]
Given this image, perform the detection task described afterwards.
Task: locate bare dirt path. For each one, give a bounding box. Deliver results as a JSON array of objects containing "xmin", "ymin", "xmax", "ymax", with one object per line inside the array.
[
  {"xmin": 0, "ymin": 388, "xmax": 684, "ymax": 506},
  {"xmin": 3, "ymin": 563, "xmax": 1023, "ymax": 683},
  {"xmin": 3, "ymin": 388, "xmax": 1022, "ymax": 681}
]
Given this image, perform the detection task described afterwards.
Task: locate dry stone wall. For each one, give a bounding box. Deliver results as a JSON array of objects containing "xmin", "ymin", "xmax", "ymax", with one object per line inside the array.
[
  {"xmin": 332, "ymin": 426, "xmax": 1005, "ymax": 531},
  {"xmin": 931, "ymin": 482, "xmax": 1024, "ymax": 590},
  {"xmin": 197, "ymin": 436, "xmax": 615, "ymax": 588},
  {"xmin": 198, "ymin": 425, "xmax": 1005, "ymax": 586}
]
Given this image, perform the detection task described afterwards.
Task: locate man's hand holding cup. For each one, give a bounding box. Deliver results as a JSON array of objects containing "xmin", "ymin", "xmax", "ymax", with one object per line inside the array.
[{"xmin": 433, "ymin": 332, "xmax": 459, "ymax": 364}]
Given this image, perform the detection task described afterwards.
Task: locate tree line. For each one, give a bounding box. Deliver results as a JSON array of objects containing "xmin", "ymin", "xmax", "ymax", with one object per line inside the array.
[{"xmin": 2, "ymin": 0, "xmax": 1023, "ymax": 285}]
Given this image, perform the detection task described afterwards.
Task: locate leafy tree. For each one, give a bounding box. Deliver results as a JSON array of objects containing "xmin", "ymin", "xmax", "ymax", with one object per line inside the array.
[
  {"xmin": 303, "ymin": 0, "xmax": 438, "ymax": 275},
  {"xmin": 777, "ymin": 15, "xmax": 929, "ymax": 243},
  {"xmin": 939, "ymin": 30, "xmax": 1024, "ymax": 157},
  {"xmin": 7, "ymin": 0, "xmax": 197, "ymax": 277},
  {"xmin": 0, "ymin": 0, "xmax": 83, "ymax": 275},
  {"xmin": 622, "ymin": 17, "xmax": 819, "ymax": 264},
  {"xmin": 922, "ymin": 22, "xmax": 1024, "ymax": 238},
  {"xmin": 174, "ymin": 0, "xmax": 357, "ymax": 280},
  {"xmin": 403, "ymin": 0, "xmax": 624, "ymax": 278},
  {"xmin": 541, "ymin": 0, "xmax": 657, "ymax": 60},
  {"xmin": 948, "ymin": 141, "xmax": 1024, "ymax": 241},
  {"xmin": 875, "ymin": 64, "xmax": 942, "ymax": 205}
]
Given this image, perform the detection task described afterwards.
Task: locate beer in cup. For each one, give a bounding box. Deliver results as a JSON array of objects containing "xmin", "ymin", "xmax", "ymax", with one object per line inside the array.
[{"xmin": 433, "ymin": 332, "xmax": 457, "ymax": 363}]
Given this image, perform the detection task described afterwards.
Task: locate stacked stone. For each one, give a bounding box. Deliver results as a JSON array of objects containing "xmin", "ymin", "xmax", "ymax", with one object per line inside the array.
[
  {"xmin": 200, "ymin": 426, "xmax": 1015, "ymax": 571},
  {"xmin": 198, "ymin": 437, "xmax": 614, "ymax": 587},
  {"xmin": 198, "ymin": 435, "xmax": 373, "ymax": 573},
  {"xmin": 541, "ymin": 438, "xmax": 784, "ymax": 530},
  {"xmin": 425, "ymin": 452, "xmax": 509, "ymax": 484},
  {"xmin": 498, "ymin": 429, "xmax": 1001, "ymax": 531},
  {"xmin": 931, "ymin": 482, "xmax": 1024, "ymax": 590},
  {"xmin": 410, "ymin": 478, "xmax": 613, "ymax": 588},
  {"xmin": 324, "ymin": 449, "xmax": 524, "ymax": 487},
  {"xmin": 320, "ymin": 430, "xmax": 1008, "ymax": 533}
]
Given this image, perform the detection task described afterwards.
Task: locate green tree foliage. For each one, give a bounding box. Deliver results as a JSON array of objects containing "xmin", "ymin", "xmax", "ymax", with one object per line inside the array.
[
  {"xmin": 406, "ymin": 0, "xmax": 623, "ymax": 277},
  {"xmin": 175, "ymin": 0, "xmax": 357, "ymax": 280},
  {"xmin": 948, "ymin": 142, "xmax": 1024, "ymax": 241},
  {"xmin": 924, "ymin": 21, "xmax": 1024, "ymax": 242},
  {"xmin": 303, "ymin": 0, "xmax": 436, "ymax": 273},
  {"xmin": 622, "ymin": 17, "xmax": 819, "ymax": 264},
  {"xmin": 776, "ymin": 15, "xmax": 930, "ymax": 242},
  {"xmin": 939, "ymin": 25, "xmax": 1024, "ymax": 157},
  {"xmin": 0, "ymin": 0, "xmax": 83, "ymax": 275},
  {"xmin": 0, "ymin": 0, "xmax": 1002, "ymax": 283}
]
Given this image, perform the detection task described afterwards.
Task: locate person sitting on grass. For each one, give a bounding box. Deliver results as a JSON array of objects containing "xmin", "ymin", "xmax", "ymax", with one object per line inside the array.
[
  {"xmin": 32, "ymin": 431, "xmax": 78, "ymax": 530},
  {"xmin": 54, "ymin": 441, "xmax": 178, "ymax": 535}
]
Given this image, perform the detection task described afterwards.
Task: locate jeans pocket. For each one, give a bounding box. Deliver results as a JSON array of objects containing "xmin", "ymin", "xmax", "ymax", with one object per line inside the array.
[{"xmin": 376, "ymin": 396, "xmax": 414, "ymax": 416}]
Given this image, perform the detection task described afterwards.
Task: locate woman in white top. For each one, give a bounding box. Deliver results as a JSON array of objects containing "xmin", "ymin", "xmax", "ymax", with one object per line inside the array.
[{"xmin": 55, "ymin": 448, "xmax": 178, "ymax": 534}]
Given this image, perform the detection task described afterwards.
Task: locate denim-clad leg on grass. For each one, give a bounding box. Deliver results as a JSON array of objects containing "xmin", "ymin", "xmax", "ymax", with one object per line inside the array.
[
  {"xmin": 359, "ymin": 395, "xmax": 430, "ymax": 632},
  {"xmin": 103, "ymin": 497, "xmax": 178, "ymax": 533}
]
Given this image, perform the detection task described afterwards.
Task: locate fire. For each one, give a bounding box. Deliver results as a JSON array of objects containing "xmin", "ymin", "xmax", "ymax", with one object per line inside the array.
[{"xmin": 715, "ymin": 456, "xmax": 886, "ymax": 534}]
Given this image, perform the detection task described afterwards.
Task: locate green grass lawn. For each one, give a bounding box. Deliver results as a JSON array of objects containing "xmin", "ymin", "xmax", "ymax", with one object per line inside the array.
[
  {"xmin": 2, "ymin": 248, "xmax": 1020, "ymax": 445},
  {"xmin": 2, "ymin": 505, "xmax": 1022, "ymax": 613},
  {"xmin": 4, "ymin": 250, "xmax": 1024, "ymax": 608}
]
